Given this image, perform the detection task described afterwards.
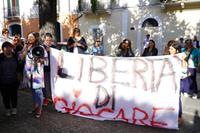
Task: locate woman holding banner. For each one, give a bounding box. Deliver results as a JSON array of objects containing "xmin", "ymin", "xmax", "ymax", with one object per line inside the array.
[
  {"xmin": 163, "ymin": 40, "xmax": 177, "ymax": 55},
  {"xmin": 166, "ymin": 41, "xmax": 183, "ymax": 125}
]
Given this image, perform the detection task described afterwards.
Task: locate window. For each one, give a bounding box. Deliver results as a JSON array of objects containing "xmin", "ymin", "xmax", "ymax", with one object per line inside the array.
[{"xmin": 7, "ymin": 0, "xmax": 20, "ymax": 17}]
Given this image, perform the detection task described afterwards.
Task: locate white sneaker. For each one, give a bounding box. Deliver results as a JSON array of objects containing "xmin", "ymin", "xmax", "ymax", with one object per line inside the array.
[
  {"xmin": 5, "ymin": 109, "xmax": 11, "ymax": 116},
  {"xmin": 192, "ymin": 94, "xmax": 198, "ymax": 99},
  {"xmin": 11, "ymin": 108, "xmax": 17, "ymax": 115},
  {"xmin": 183, "ymin": 93, "xmax": 190, "ymax": 97}
]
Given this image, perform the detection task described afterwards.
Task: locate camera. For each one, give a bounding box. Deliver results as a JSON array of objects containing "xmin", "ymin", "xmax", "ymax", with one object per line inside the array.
[{"xmin": 31, "ymin": 45, "xmax": 45, "ymax": 58}]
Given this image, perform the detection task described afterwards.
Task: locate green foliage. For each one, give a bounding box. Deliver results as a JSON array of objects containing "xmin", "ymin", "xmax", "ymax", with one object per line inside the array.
[{"xmin": 91, "ymin": 0, "xmax": 97, "ymax": 13}]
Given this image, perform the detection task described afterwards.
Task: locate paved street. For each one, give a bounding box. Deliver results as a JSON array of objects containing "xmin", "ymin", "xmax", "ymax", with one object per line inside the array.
[{"xmin": 0, "ymin": 74, "xmax": 200, "ymax": 133}]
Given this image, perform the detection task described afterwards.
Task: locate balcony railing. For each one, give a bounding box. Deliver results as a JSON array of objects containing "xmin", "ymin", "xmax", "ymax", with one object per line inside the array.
[
  {"xmin": 160, "ymin": 0, "xmax": 200, "ymax": 11},
  {"xmin": 160, "ymin": 0, "xmax": 200, "ymax": 3},
  {"xmin": 78, "ymin": 0, "xmax": 112, "ymax": 14},
  {"xmin": 5, "ymin": 7, "xmax": 20, "ymax": 18}
]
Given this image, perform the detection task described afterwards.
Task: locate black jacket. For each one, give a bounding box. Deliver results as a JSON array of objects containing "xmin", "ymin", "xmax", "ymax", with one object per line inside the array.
[{"xmin": 142, "ymin": 47, "xmax": 158, "ymax": 56}]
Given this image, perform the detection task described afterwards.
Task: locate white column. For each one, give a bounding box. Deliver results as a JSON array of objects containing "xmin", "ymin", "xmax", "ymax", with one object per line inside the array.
[
  {"xmin": 122, "ymin": 9, "xmax": 128, "ymax": 39},
  {"xmin": 136, "ymin": 27, "xmax": 142, "ymax": 56}
]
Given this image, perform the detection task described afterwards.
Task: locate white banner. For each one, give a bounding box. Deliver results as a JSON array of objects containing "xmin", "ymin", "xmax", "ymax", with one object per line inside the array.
[{"xmin": 50, "ymin": 48, "xmax": 181, "ymax": 129}]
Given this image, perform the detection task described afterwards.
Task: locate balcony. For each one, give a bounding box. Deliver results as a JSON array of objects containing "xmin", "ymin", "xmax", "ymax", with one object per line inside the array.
[
  {"xmin": 4, "ymin": 7, "xmax": 20, "ymax": 20},
  {"xmin": 78, "ymin": 0, "xmax": 112, "ymax": 15},
  {"xmin": 164, "ymin": 0, "xmax": 200, "ymax": 2},
  {"xmin": 160, "ymin": 0, "xmax": 200, "ymax": 11}
]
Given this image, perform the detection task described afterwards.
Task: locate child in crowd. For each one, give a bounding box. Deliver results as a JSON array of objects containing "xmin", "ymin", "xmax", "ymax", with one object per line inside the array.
[{"xmin": 0, "ymin": 41, "xmax": 19, "ymax": 116}]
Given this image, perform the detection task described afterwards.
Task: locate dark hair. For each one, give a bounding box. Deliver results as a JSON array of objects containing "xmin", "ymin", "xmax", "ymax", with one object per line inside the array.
[
  {"xmin": 116, "ymin": 39, "xmax": 135, "ymax": 57},
  {"xmin": 2, "ymin": 41, "xmax": 13, "ymax": 50},
  {"xmin": 27, "ymin": 32, "xmax": 38, "ymax": 39},
  {"xmin": 94, "ymin": 38, "xmax": 101, "ymax": 45},
  {"xmin": 122, "ymin": 39, "xmax": 132, "ymax": 47},
  {"xmin": 185, "ymin": 39, "xmax": 192, "ymax": 44},
  {"xmin": 2, "ymin": 28, "xmax": 9, "ymax": 34},
  {"xmin": 73, "ymin": 28, "xmax": 81, "ymax": 36},
  {"xmin": 118, "ymin": 38, "xmax": 133, "ymax": 50},
  {"xmin": 26, "ymin": 32, "xmax": 40, "ymax": 45},
  {"xmin": 179, "ymin": 37, "xmax": 184, "ymax": 40},
  {"xmin": 148, "ymin": 39, "xmax": 156, "ymax": 48},
  {"xmin": 163, "ymin": 40, "xmax": 178, "ymax": 55},
  {"xmin": 170, "ymin": 41, "xmax": 181, "ymax": 53},
  {"xmin": 184, "ymin": 39, "xmax": 193, "ymax": 49},
  {"xmin": 44, "ymin": 32, "xmax": 53, "ymax": 38},
  {"xmin": 167, "ymin": 40, "xmax": 176, "ymax": 47}
]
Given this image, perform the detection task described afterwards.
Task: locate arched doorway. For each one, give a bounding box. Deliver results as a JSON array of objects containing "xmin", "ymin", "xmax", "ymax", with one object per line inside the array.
[
  {"xmin": 9, "ymin": 24, "xmax": 22, "ymax": 36},
  {"xmin": 142, "ymin": 18, "xmax": 159, "ymax": 27}
]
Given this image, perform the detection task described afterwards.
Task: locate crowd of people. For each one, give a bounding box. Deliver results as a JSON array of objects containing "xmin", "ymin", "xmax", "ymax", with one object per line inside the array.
[
  {"xmin": 0, "ymin": 28, "xmax": 55, "ymax": 118},
  {"xmin": 0, "ymin": 27, "xmax": 199, "ymax": 126}
]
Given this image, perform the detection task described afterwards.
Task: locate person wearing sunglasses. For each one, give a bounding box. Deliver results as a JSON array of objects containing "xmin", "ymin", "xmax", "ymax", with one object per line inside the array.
[{"xmin": 91, "ymin": 38, "xmax": 104, "ymax": 56}]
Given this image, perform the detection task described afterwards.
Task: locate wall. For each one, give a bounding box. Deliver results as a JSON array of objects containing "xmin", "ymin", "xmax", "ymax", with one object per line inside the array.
[{"xmin": 78, "ymin": 2, "xmax": 200, "ymax": 56}]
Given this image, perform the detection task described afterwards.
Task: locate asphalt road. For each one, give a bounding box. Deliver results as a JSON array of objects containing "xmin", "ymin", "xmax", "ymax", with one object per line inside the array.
[
  {"xmin": 1, "ymin": 73, "xmax": 200, "ymax": 133},
  {"xmin": 0, "ymin": 88, "xmax": 200, "ymax": 133}
]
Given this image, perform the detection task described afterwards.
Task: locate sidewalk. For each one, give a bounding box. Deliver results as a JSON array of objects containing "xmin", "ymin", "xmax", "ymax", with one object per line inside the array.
[{"xmin": 179, "ymin": 72, "xmax": 200, "ymax": 133}]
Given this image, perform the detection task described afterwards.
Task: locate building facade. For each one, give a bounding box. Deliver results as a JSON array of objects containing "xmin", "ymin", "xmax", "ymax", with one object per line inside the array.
[
  {"xmin": 77, "ymin": 0, "xmax": 200, "ymax": 55},
  {"xmin": 0, "ymin": 0, "xmax": 199, "ymax": 55},
  {"xmin": 0, "ymin": 0, "xmax": 78, "ymax": 41}
]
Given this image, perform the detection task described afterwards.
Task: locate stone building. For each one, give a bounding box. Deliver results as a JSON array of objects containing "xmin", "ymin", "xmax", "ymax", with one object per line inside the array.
[{"xmin": 0, "ymin": 0, "xmax": 199, "ymax": 55}]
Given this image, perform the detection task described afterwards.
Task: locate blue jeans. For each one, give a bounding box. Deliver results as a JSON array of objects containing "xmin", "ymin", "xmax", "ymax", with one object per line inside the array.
[{"xmin": 31, "ymin": 88, "xmax": 43, "ymax": 107}]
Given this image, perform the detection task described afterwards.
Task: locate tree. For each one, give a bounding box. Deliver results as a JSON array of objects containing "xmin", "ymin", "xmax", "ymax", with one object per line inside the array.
[{"xmin": 38, "ymin": 0, "xmax": 57, "ymax": 41}]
